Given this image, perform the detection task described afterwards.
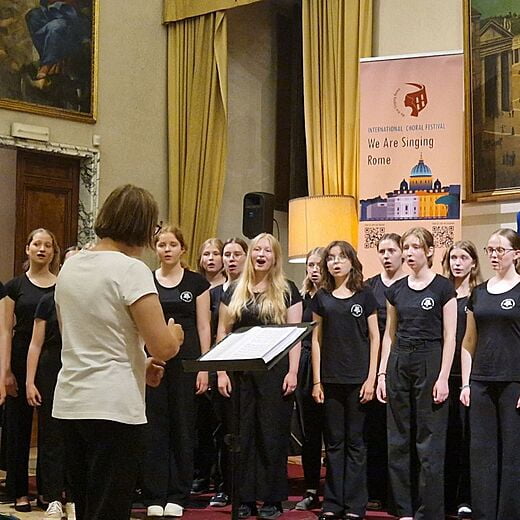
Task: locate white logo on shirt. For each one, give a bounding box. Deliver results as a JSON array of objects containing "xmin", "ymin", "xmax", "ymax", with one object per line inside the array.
[
  {"xmin": 351, "ymin": 304, "xmax": 363, "ymax": 317},
  {"xmin": 420, "ymin": 297, "xmax": 435, "ymax": 311},
  {"xmin": 501, "ymin": 298, "xmax": 515, "ymax": 310},
  {"xmin": 180, "ymin": 291, "xmax": 193, "ymax": 303}
]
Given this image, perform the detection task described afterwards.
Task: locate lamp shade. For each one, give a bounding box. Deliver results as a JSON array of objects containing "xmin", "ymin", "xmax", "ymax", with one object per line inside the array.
[{"xmin": 288, "ymin": 195, "xmax": 358, "ymax": 263}]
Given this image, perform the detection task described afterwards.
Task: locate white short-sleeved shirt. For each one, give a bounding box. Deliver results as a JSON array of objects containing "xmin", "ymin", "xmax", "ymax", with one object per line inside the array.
[{"xmin": 53, "ymin": 250, "xmax": 157, "ymax": 424}]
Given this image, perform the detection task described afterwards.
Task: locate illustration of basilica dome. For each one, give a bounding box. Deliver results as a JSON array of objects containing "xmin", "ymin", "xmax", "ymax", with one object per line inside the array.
[{"xmin": 409, "ymin": 156, "xmax": 432, "ymax": 190}]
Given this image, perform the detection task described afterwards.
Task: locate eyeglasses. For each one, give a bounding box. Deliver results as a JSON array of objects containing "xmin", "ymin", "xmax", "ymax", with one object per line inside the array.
[
  {"xmin": 154, "ymin": 221, "xmax": 163, "ymax": 237},
  {"xmin": 483, "ymin": 246, "xmax": 516, "ymax": 257},
  {"xmin": 326, "ymin": 255, "xmax": 349, "ymax": 263}
]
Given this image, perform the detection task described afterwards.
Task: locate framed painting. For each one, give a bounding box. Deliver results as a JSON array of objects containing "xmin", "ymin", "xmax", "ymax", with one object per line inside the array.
[
  {"xmin": 464, "ymin": 0, "xmax": 520, "ymax": 200},
  {"xmin": 0, "ymin": 0, "xmax": 98, "ymax": 123}
]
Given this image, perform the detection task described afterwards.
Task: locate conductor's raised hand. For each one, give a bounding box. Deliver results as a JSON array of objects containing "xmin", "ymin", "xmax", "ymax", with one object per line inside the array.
[
  {"xmin": 168, "ymin": 318, "xmax": 184, "ymax": 347},
  {"xmin": 217, "ymin": 371, "xmax": 232, "ymax": 398},
  {"xmin": 146, "ymin": 357, "xmax": 165, "ymax": 387}
]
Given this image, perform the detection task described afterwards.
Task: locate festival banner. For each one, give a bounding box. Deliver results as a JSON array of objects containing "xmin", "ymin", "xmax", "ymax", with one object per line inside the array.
[{"xmin": 358, "ymin": 52, "xmax": 464, "ymax": 277}]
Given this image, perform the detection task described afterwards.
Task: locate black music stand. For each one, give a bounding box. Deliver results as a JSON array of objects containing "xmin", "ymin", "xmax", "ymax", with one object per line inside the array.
[{"xmin": 183, "ymin": 322, "xmax": 315, "ymax": 520}]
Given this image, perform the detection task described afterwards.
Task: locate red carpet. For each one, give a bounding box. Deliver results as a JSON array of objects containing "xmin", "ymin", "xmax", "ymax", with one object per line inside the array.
[{"xmin": 130, "ymin": 463, "xmax": 395, "ymax": 519}]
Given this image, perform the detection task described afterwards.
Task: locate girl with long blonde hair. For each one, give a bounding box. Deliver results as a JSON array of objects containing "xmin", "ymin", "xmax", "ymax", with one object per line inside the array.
[{"xmin": 216, "ymin": 233, "xmax": 302, "ymax": 519}]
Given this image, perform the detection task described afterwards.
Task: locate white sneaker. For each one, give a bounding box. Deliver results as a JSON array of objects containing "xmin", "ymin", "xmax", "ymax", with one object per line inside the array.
[
  {"xmin": 44, "ymin": 500, "xmax": 64, "ymax": 519},
  {"xmin": 65, "ymin": 502, "xmax": 77, "ymax": 520},
  {"xmin": 147, "ymin": 505, "xmax": 164, "ymax": 517},
  {"xmin": 164, "ymin": 502, "xmax": 183, "ymax": 517}
]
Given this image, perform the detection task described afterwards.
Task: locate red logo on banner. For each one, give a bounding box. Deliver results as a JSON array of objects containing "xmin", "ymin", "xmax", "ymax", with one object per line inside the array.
[{"xmin": 403, "ymin": 83, "xmax": 428, "ymax": 117}]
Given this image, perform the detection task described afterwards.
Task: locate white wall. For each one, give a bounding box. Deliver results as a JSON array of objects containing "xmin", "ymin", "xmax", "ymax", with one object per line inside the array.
[{"xmin": 0, "ymin": 148, "xmax": 16, "ymax": 280}]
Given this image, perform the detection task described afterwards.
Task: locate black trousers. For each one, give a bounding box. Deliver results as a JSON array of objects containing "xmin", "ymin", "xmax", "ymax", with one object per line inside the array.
[
  {"xmin": 239, "ymin": 361, "xmax": 293, "ymax": 503},
  {"xmin": 63, "ymin": 419, "xmax": 145, "ymax": 520},
  {"xmin": 5, "ymin": 354, "xmax": 34, "ymax": 498},
  {"xmin": 36, "ymin": 359, "xmax": 69, "ymax": 502},
  {"xmin": 294, "ymin": 347, "xmax": 323, "ymax": 492},
  {"xmin": 386, "ymin": 341, "xmax": 448, "ymax": 520},
  {"xmin": 444, "ymin": 375, "xmax": 470, "ymax": 513},
  {"xmin": 142, "ymin": 358, "xmax": 197, "ymax": 507},
  {"xmin": 365, "ymin": 398, "xmax": 389, "ymax": 505},
  {"xmin": 211, "ymin": 377, "xmax": 233, "ymax": 495},
  {"xmin": 193, "ymin": 392, "xmax": 218, "ymax": 485},
  {"xmin": 470, "ymin": 380, "xmax": 520, "ymax": 520},
  {"xmin": 322, "ymin": 383, "xmax": 367, "ymax": 516}
]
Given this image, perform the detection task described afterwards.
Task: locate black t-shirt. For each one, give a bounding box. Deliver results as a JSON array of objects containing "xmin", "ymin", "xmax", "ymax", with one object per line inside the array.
[
  {"xmin": 311, "ymin": 286, "xmax": 378, "ymax": 384},
  {"xmin": 451, "ymin": 296, "xmax": 468, "ymax": 377},
  {"xmin": 5, "ymin": 274, "xmax": 55, "ymax": 352},
  {"xmin": 366, "ymin": 274, "xmax": 390, "ymax": 338},
  {"xmin": 0, "ymin": 281, "xmax": 6, "ymax": 300},
  {"xmin": 154, "ymin": 269, "xmax": 210, "ymax": 360},
  {"xmin": 468, "ymin": 281, "xmax": 520, "ymax": 381},
  {"xmin": 221, "ymin": 280, "xmax": 302, "ymax": 331},
  {"xmin": 385, "ymin": 275, "xmax": 455, "ymax": 342},
  {"xmin": 34, "ymin": 291, "xmax": 62, "ymax": 370}
]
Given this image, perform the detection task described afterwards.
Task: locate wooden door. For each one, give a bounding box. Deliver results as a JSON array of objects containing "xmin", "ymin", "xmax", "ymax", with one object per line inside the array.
[{"xmin": 14, "ymin": 150, "xmax": 80, "ymax": 276}]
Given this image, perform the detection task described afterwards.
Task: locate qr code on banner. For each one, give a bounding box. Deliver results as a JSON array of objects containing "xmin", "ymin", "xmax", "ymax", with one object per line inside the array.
[
  {"xmin": 364, "ymin": 225, "xmax": 385, "ymax": 249},
  {"xmin": 432, "ymin": 225, "xmax": 455, "ymax": 248}
]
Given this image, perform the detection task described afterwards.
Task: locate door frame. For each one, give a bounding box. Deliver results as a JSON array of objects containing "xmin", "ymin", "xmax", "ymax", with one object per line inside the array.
[{"xmin": 0, "ymin": 134, "xmax": 99, "ymax": 245}]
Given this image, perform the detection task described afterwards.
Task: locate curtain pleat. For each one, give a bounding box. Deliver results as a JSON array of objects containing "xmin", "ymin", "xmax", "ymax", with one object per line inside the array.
[
  {"xmin": 167, "ymin": 12, "xmax": 228, "ymax": 267},
  {"xmin": 302, "ymin": 0, "xmax": 372, "ymax": 198}
]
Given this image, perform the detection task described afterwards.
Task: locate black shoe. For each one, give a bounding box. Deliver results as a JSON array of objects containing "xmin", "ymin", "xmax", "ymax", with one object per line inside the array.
[
  {"xmin": 191, "ymin": 478, "xmax": 210, "ymax": 495},
  {"xmin": 317, "ymin": 512, "xmax": 343, "ymax": 520},
  {"xmin": 257, "ymin": 502, "xmax": 282, "ymax": 519},
  {"xmin": 295, "ymin": 492, "xmax": 320, "ymax": 510},
  {"xmin": 238, "ymin": 502, "xmax": 257, "ymax": 519},
  {"xmin": 14, "ymin": 501, "xmax": 31, "ymax": 513}
]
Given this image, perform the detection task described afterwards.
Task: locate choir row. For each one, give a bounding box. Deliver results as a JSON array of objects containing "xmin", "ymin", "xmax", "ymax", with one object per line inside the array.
[{"xmin": 0, "ymin": 184, "xmax": 517, "ymax": 520}]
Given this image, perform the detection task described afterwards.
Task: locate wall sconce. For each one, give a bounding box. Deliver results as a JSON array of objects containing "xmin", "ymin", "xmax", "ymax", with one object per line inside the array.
[{"xmin": 288, "ymin": 195, "xmax": 358, "ymax": 263}]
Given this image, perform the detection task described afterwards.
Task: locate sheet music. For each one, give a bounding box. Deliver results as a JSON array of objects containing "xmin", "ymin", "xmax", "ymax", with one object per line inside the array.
[{"xmin": 202, "ymin": 326, "xmax": 302, "ymax": 362}]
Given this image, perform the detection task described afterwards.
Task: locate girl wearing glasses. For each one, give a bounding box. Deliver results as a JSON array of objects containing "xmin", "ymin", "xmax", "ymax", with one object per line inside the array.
[
  {"xmin": 365, "ymin": 233, "xmax": 406, "ymax": 511},
  {"xmin": 376, "ymin": 227, "xmax": 456, "ymax": 520},
  {"xmin": 441, "ymin": 241, "xmax": 481, "ymax": 519},
  {"xmin": 209, "ymin": 237, "xmax": 248, "ymax": 508},
  {"xmin": 311, "ymin": 241, "xmax": 380, "ymax": 519},
  {"xmin": 142, "ymin": 226, "xmax": 211, "ymax": 518},
  {"xmin": 460, "ymin": 228, "xmax": 520, "ymax": 519},
  {"xmin": 294, "ymin": 247, "xmax": 325, "ymax": 512},
  {"xmin": 216, "ymin": 233, "xmax": 302, "ymax": 520}
]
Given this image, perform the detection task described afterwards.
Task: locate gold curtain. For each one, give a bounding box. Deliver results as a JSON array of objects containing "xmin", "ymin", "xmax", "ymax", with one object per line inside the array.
[
  {"xmin": 164, "ymin": 0, "xmax": 262, "ymax": 22},
  {"xmin": 168, "ymin": 12, "xmax": 228, "ymax": 267},
  {"xmin": 302, "ymin": 0, "xmax": 372, "ymax": 197}
]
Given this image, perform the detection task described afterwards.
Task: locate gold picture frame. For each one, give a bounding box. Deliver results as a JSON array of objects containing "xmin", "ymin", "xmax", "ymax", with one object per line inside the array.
[
  {"xmin": 464, "ymin": 0, "xmax": 520, "ymax": 201},
  {"xmin": 0, "ymin": 0, "xmax": 98, "ymax": 123}
]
